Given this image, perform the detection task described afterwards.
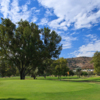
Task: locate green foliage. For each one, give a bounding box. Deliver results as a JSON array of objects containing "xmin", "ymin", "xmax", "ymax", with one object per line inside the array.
[
  {"xmin": 0, "ymin": 60, "xmax": 7, "ymax": 77},
  {"xmin": 30, "ymin": 67, "xmax": 38, "ymax": 79},
  {"xmin": 38, "ymin": 59, "xmax": 53, "ymax": 78},
  {"xmin": 0, "ymin": 60, "xmax": 16, "ymax": 77},
  {"xmin": 69, "ymin": 70, "xmax": 74, "ymax": 76},
  {"xmin": 91, "ymin": 51, "xmax": 100, "ymax": 75},
  {"xmin": 81, "ymin": 71, "xmax": 88, "ymax": 76},
  {"xmin": 88, "ymin": 71, "xmax": 95, "ymax": 76},
  {"xmin": 0, "ymin": 18, "xmax": 62, "ymax": 79},
  {"xmin": 51, "ymin": 58, "xmax": 69, "ymax": 78}
]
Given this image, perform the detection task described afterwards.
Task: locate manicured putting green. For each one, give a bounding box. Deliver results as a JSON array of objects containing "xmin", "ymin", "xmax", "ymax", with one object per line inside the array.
[{"xmin": 0, "ymin": 79, "xmax": 100, "ymax": 100}]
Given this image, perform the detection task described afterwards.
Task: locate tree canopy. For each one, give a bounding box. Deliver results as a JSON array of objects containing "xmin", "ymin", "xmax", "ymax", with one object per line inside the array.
[
  {"xmin": 0, "ymin": 18, "xmax": 62, "ymax": 79},
  {"xmin": 91, "ymin": 51, "xmax": 100, "ymax": 75},
  {"xmin": 51, "ymin": 58, "xmax": 69, "ymax": 79}
]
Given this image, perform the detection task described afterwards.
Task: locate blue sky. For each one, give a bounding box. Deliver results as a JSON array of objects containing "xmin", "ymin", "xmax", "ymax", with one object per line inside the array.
[{"xmin": 0, "ymin": 0, "xmax": 100, "ymax": 58}]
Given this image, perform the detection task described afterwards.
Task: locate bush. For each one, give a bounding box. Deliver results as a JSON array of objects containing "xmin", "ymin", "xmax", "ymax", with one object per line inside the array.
[
  {"xmin": 81, "ymin": 72, "xmax": 88, "ymax": 76},
  {"xmin": 69, "ymin": 70, "xmax": 74, "ymax": 76},
  {"xmin": 88, "ymin": 71, "xmax": 95, "ymax": 76}
]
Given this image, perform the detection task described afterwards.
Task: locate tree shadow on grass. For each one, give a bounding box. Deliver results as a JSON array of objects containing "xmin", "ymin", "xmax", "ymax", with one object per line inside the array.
[
  {"xmin": 0, "ymin": 98, "xmax": 27, "ymax": 100},
  {"xmin": 62, "ymin": 78, "xmax": 100, "ymax": 83},
  {"xmin": 61, "ymin": 77, "xmax": 79, "ymax": 79}
]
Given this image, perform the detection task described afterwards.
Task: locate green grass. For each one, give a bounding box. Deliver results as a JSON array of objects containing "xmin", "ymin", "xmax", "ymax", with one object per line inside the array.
[{"xmin": 0, "ymin": 76, "xmax": 100, "ymax": 100}]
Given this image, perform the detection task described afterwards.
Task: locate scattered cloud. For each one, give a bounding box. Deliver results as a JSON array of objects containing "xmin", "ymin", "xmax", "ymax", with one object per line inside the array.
[
  {"xmin": 61, "ymin": 35, "xmax": 77, "ymax": 49},
  {"xmin": 48, "ymin": 17, "xmax": 68, "ymax": 31},
  {"xmin": 31, "ymin": 16, "xmax": 38, "ymax": 23},
  {"xmin": 38, "ymin": 0, "xmax": 100, "ymax": 30},
  {"xmin": 0, "ymin": 0, "xmax": 39, "ymax": 23},
  {"xmin": 22, "ymin": 4, "xmax": 28, "ymax": 12},
  {"xmin": 70, "ymin": 32, "xmax": 77, "ymax": 35},
  {"xmin": 9, "ymin": 0, "xmax": 31, "ymax": 22},
  {"xmin": 38, "ymin": 18, "xmax": 48, "ymax": 25},
  {"xmin": 1, "ymin": 0, "xmax": 100, "ymax": 58},
  {"xmin": 74, "ymin": 10, "xmax": 100, "ymax": 29},
  {"xmin": 71, "ymin": 36, "xmax": 100, "ymax": 57},
  {"xmin": 45, "ymin": 9, "xmax": 53, "ymax": 17},
  {"xmin": 0, "ymin": 0, "xmax": 10, "ymax": 18},
  {"xmin": 85, "ymin": 34, "xmax": 97, "ymax": 42}
]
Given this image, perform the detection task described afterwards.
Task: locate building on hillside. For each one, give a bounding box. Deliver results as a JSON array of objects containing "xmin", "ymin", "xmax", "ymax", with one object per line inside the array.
[
  {"xmin": 73, "ymin": 65, "xmax": 94, "ymax": 72},
  {"xmin": 82, "ymin": 65, "xmax": 94, "ymax": 72},
  {"xmin": 82, "ymin": 69, "xmax": 94, "ymax": 72}
]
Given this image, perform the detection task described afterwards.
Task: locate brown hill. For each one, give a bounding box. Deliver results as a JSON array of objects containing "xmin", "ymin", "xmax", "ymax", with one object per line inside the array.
[{"xmin": 67, "ymin": 57, "xmax": 94, "ymax": 70}]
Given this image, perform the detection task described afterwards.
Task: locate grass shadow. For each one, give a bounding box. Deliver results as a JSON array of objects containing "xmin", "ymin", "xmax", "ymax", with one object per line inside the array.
[
  {"xmin": 0, "ymin": 98, "xmax": 27, "ymax": 100},
  {"xmin": 62, "ymin": 78, "xmax": 100, "ymax": 83},
  {"xmin": 61, "ymin": 77, "xmax": 80, "ymax": 79},
  {"xmin": 36, "ymin": 76, "xmax": 80, "ymax": 81}
]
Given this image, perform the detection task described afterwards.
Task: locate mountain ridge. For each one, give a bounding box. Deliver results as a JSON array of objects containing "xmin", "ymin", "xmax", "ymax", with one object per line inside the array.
[{"xmin": 66, "ymin": 57, "xmax": 93, "ymax": 70}]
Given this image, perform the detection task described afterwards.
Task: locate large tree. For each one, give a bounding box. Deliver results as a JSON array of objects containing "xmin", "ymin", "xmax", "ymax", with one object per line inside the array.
[
  {"xmin": 91, "ymin": 51, "xmax": 100, "ymax": 75},
  {"xmin": 0, "ymin": 18, "xmax": 62, "ymax": 79}
]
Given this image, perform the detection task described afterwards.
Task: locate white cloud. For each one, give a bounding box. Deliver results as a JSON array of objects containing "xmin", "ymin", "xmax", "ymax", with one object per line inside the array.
[
  {"xmin": 71, "ymin": 39, "xmax": 100, "ymax": 57},
  {"xmin": 85, "ymin": 34, "xmax": 97, "ymax": 41},
  {"xmin": 0, "ymin": 0, "xmax": 10, "ymax": 18},
  {"xmin": 70, "ymin": 32, "xmax": 77, "ymax": 35},
  {"xmin": 49, "ymin": 17, "xmax": 68, "ymax": 31},
  {"xmin": 0, "ymin": 0, "xmax": 39, "ymax": 23},
  {"xmin": 38, "ymin": 18, "xmax": 48, "ymax": 25},
  {"xmin": 45, "ymin": 9, "xmax": 53, "ymax": 17},
  {"xmin": 35, "ymin": 10, "xmax": 40, "ymax": 13},
  {"xmin": 8, "ymin": 0, "xmax": 31, "ymax": 23},
  {"xmin": 22, "ymin": 4, "xmax": 28, "ymax": 12},
  {"xmin": 31, "ymin": 16, "xmax": 38, "ymax": 23},
  {"xmin": 74, "ymin": 10, "xmax": 100, "ymax": 29},
  {"xmin": 61, "ymin": 35, "xmax": 77, "ymax": 49},
  {"xmin": 38, "ymin": 0, "xmax": 100, "ymax": 30}
]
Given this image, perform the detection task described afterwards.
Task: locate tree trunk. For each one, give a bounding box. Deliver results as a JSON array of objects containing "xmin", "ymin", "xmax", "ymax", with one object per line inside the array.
[
  {"xmin": 33, "ymin": 75, "xmax": 36, "ymax": 79},
  {"xmin": 79, "ymin": 72, "xmax": 81, "ymax": 78},
  {"xmin": 58, "ymin": 76, "xmax": 61, "ymax": 80},
  {"xmin": 20, "ymin": 69, "xmax": 25, "ymax": 80},
  {"xmin": 58, "ymin": 76, "xmax": 59, "ymax": 79},
  {"xmin": 79, "ymin": 73, "xmax": 80, "ymax": 78},
  {"xmin": 32, "ymin": 74, "xmax": 36, "ymax": 79},
  {"xmin": 44, "ymin": 75, "xmax": 46, "ymax": 79}
]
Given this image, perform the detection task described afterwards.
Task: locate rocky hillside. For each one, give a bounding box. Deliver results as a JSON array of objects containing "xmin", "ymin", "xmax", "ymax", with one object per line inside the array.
[{"xmin": 67, "ymin": 57, "xmax": 94, "ymax": 70}]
